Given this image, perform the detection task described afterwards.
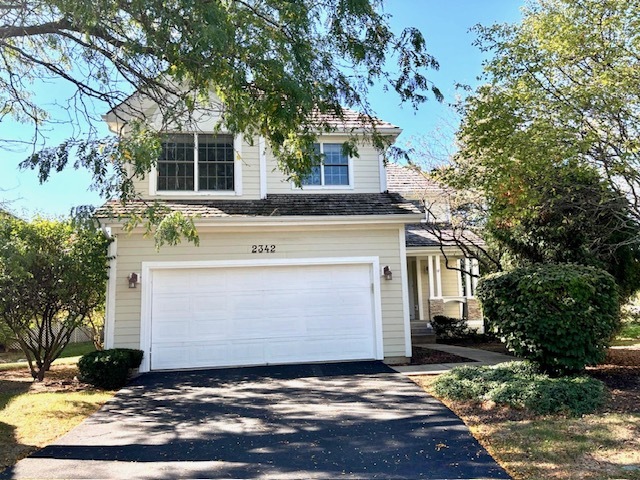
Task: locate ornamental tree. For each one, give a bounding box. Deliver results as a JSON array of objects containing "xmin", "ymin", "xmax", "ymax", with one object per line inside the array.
[{"xmin": 0, "ymin": 215, "xmax": 111, "ymax": 380}]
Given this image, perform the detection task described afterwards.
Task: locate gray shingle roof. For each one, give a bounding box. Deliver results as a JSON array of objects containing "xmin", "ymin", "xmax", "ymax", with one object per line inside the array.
[
  {"xmin": 311, "ymin": 108, "xmax": 399, "ymax": 131},
  {"xmin": 386, "ymin": 163, "xmax": 444, "ymax": 195},
  {"xmin": 405, "ymin": 224, "xmax": 484, "ymax": 248},
  {"xmin": 96, "ymin": 193, "xmax": 422, "ymax": 219}
]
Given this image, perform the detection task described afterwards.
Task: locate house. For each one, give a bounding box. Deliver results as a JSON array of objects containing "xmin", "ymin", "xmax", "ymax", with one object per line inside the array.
[
  {"xmin": 97, "ymin": 95, "xmax": 479, "ymax": 373},
  {"xmin": 385, "ymin": 164, "xmax": 483, "ymax": 333}
]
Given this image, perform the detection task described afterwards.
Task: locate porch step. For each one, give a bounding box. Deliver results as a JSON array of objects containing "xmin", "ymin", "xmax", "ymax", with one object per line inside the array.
[
  {"xmin": 411, "ymin": 321, "xmax": 436, "ymax": 344},
  {"xmin": 410, "ymin": 322, "xmax": 434, "ymax": 335}
]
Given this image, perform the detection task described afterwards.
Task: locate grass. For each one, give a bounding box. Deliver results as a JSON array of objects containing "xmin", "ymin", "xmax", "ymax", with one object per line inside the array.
[
  {"xmin": 612, "ymin": 319, "xmax": 640, "ymax": 347},
  {"xmin": 0, "ymin": 342, "xmax": 96, "ymax": 372},
  {"xmin": 0, "ymin": 364, "xmax": 113, "ymax": 471}
]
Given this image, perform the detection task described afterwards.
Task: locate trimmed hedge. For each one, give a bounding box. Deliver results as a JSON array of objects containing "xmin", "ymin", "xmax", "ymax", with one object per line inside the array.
[
  {"xmin": 78, "ymin": 348, "xmax": 144, "ymax": 389},
  {"xmin": 477, "ymin": 264, "xmax": 619, "ymax": 374},
  {"xmin": 432, "ymin": 361, "xmax": 607, "ymax": 416}
]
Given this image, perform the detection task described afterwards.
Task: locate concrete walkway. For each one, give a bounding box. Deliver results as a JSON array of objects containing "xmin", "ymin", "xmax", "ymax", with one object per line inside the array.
[{"xmin": 394, "ymin": 344, "xmax": 514, "ymax": 376}]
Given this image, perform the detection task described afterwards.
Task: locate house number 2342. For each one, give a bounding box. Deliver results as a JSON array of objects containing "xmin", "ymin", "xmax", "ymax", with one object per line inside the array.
[{"xmin": 251, "ymin": 244, "xmax": 276, "ymax": 253}]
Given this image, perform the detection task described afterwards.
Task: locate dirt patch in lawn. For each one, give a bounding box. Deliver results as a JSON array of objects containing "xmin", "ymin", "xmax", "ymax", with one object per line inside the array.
[
  {"xmin": 442, "ymin": 339, "xmax": 512, "ymax": 355},
  {"xmin": 0, "ymin": 364, "xmax": 92, "ymax": 393},
  {"xmin": 410, "ymin": 346, "xmax": 476, "ymax": 365}
]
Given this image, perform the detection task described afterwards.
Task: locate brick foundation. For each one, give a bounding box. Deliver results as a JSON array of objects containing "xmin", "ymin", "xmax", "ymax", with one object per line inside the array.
[
  {"xmin": 467, "ymin": 298, "xmax": 483, "ymax": 321},
  {"xmin": 429, "ymin": 299, "xmax": 445, "ymax": 319}
]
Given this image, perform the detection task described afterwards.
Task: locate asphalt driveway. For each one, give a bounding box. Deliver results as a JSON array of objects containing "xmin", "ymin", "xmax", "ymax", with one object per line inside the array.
[{"xmin": 2, "ymin": 361, "xmax": 509, "ymax": 479}]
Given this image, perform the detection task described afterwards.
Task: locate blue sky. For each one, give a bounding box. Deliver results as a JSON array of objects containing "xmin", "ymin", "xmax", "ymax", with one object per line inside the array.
[{"xmin": 0, "ymin": 0, "xmax": 524, "ymax": 218}]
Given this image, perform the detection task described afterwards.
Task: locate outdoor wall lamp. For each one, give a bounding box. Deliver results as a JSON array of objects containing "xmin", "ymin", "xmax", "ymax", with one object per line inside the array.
[
  {"xmin": 128, "ymin": 272, "xmax": 139, "ymax": 288},
  {"xmin": 383, "ymin": 266, "xmax": 393, "ymax": 281}
]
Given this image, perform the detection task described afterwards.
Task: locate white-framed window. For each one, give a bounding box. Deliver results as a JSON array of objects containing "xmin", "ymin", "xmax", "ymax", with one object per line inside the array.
[
  {"xmin": 157, "ymin": 133, "xmax": 235, "ymax": 192},
  {"xmin": 301, "ymin": 143, "xmax": 352, "ymax": 187}
]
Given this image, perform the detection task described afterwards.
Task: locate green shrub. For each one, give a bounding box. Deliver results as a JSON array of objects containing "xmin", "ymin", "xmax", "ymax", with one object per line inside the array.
[
  {"xmin": 431, "ymin": 315, "xmax": 470, "ymax": 339},
  {"xmin": 477, "ymin": 264, "xmax": 619, "ymax": 374},
  {"xmin": 78, "ymin": 348, "xmax": 143, "ymax": 389},
  {"xmin": 432, "ymin": 361, "xmax": 607, "ymax": 416}
]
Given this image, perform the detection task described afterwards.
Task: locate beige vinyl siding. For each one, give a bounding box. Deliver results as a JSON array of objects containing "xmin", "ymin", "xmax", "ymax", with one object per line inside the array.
[
  {"xmin": 266, "ymin": 135, "xmax": 382, "ymax": 194},
  {"xmin": 130, "ymin": 138, "xmax": 261, "ymax": 200},
  {"xmin": 110, "ymin": 225, "xmax": 407, "ymax": 358}
]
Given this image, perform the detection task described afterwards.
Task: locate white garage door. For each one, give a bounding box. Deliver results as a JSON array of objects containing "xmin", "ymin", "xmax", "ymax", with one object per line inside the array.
[{"xmin": 150, "ymin": 263, "xmax": 378, "ymax": 370}]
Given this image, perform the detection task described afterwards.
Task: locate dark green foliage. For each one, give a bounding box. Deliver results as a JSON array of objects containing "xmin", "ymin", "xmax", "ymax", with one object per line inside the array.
[
  {"xmin": 486, "ymin": 167, "xmax": 640, "ymax": 300},
  {"xmin": 432, "ymin": 361, "xmax": 607, "ymax": 416},
  {"xmin": 431, "ymin": 315, "xmax": 470, "ymax": 339},
  {"xmin": 78, "ymin": 348, "xmax": 143, "ymax": 390},
  {"xmin": 477, "ymin": 264, "xmax": 619, "ymax": 374}
]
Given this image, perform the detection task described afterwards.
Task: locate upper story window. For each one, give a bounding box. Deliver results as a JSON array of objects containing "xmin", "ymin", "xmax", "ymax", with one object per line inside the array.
[
  {"xmin": 157, "ymin": 133, "xmax": 234, "ymax": 191},
  {"xmin": 302, "ymin": 143, "xmax": 350, "ymax": 187}
]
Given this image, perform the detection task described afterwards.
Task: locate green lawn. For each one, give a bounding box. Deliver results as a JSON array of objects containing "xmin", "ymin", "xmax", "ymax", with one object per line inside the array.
[
  {"xmin": 0, "ymin": 342, "xmax": 96, "ymax": 372},
  {"xmin": 612, "ymin": 320, "xmax": 640, "ymax": 347}
]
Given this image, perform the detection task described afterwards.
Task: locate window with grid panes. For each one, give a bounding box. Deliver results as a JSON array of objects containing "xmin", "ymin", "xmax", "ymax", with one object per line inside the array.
[
  {"xmin": 301, "ymin": 143, "xmax": 349, "ymax": 186},
  {"xmin": 157, "ymin": 134, "xmax": 234, "ymax": 191}
]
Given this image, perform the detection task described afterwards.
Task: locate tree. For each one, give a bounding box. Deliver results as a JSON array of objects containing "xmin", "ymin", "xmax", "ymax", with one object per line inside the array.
[
  {"xmin": 434, "ymin": 0, "xmax": 640, "ymax": 296},
  {"xmin": 486, "ymin": 165, "xmax": 640, "ymax": 299},
  {"xmin": 454, "ymin": 0, "xmax": 640, "ymax": 223},
  {"xmin": 0, "ymin": 216, "xmax": 110, "ymax": 380},
  {"xmin": 3, "ymin": 1, "xmax": 442, "ymax": 209}
]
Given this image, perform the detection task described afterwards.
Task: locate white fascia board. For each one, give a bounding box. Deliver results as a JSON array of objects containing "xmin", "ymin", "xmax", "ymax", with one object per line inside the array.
[{"xmin": 100, "ymin": 213, "xmax": 425, "ymax": 230}]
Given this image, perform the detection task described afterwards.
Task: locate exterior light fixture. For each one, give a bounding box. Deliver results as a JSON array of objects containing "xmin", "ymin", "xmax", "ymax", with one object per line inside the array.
[
  {"xmin": 383, "ymin": 266, "xmax": 393, "ymax": 281},
  {"xmin": 128, "ymin": 272, "xmax": 139, "ymax": 288}
]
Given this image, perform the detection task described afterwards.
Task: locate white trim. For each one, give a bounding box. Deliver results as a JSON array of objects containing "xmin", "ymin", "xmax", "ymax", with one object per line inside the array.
[
  {"xmin": 464, "ymin": 258, "xmax": 473, "ymax": 298},
  {"xmin": 104, "ymin": 234, "xmax": 117, "ymax": 349},
  {"xmin": 104, "ymin": 214, "xmax": 425, "ymax": 230},
  {"xmin": 378, "ymin": 152, "xmax": 387, "ymax": 192},
  {"xmin": 428, "ymin": 255, "xmax": 435, "ymax": 299},
  {"xmin": 471, "ymin": 258, "xmax": 479, "ymax": 296},
  {"xmin": 151, "ymin": 132, "xmax": 240, "ymax": 196},
  {"xmin": 294, "ymin": 141, "xmax": 354, "ymax": 190},
  {"xmin": 259, "ymin": 136, "xmax": 267, "ymax": 199},
  {"xmin": 139, "ymin": 256, "xmax": 384, "ymax": 373},
  {"xmin": 399, "ymin": 227, "xmax": 412, "ymax": 358},
  {"xmin": 193, "ymin": 133, "xmax": 200, "ymax": 191},
  {"xmin": 435, "ymin": 254, "xmax": 443, "ymax": 298},
  {"xmin": 234, "ymin": 133, "xmax": 243, "ymax": 196},
  {"xmin": 457, "ymin": 259, "xmax": 464, "ymax": 317},
  {"xmin": 416, "ymin": 257, "xmax": 424, "ymax": 321}
]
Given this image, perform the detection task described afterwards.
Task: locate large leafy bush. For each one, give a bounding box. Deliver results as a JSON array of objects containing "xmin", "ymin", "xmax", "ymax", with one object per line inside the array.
[{"xmin": 477, "ymin": 264, "xmax": 619, "ymax": 374}]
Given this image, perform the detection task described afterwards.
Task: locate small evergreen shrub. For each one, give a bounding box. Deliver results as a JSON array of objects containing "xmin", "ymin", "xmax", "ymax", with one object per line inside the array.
[
  {"xmin": 78, "ymin": 348, "xmax": 143, "ymax": 389},
  {"xmin": 432, "ymin": 361, "xmax": 607, "ymax": 416},
  {"xmin": 477, "ymin": 264, "xmax": 619, "ymax": 374},
  {"xmin": 431, "ymin": 315, "xmax": 470, "ymax": 339}
]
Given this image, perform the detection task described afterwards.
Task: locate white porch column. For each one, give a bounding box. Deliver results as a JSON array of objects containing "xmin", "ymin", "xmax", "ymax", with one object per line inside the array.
[
  {"xmin": 428, "ymin": 255, "xmax": 435, "ymax": 299},
  {"xmin": 415, "ymin": 257, "xmax": 424, "ymax": 321},
  {"xmin": 471, "ymin": 258, "xmax": 480, "ymax": 296},
  {"xmin": 435, "ymin": 254, "xmax": 442, "ymax": 298},
  {"xmin": 464, "ymin": 258, "xmax": 473, "ymax": 298},
  {"xmin": 457, "ymin": 258, "xmax": 464, "ymax": 317}
]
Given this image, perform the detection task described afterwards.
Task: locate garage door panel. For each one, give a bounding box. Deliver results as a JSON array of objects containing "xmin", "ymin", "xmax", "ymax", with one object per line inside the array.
[{"xmin": 150, "ymin": 263, "xmax": 378, "ymax": 370}]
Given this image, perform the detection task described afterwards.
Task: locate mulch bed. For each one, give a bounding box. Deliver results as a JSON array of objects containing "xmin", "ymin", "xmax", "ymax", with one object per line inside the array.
[
  {"xmin": 410, "ymin": 346, "xmax": 476, "ymax": 365},
  {"xmin": 587, "ymin": 347, "xmax": 640, "ymax": 413}
]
